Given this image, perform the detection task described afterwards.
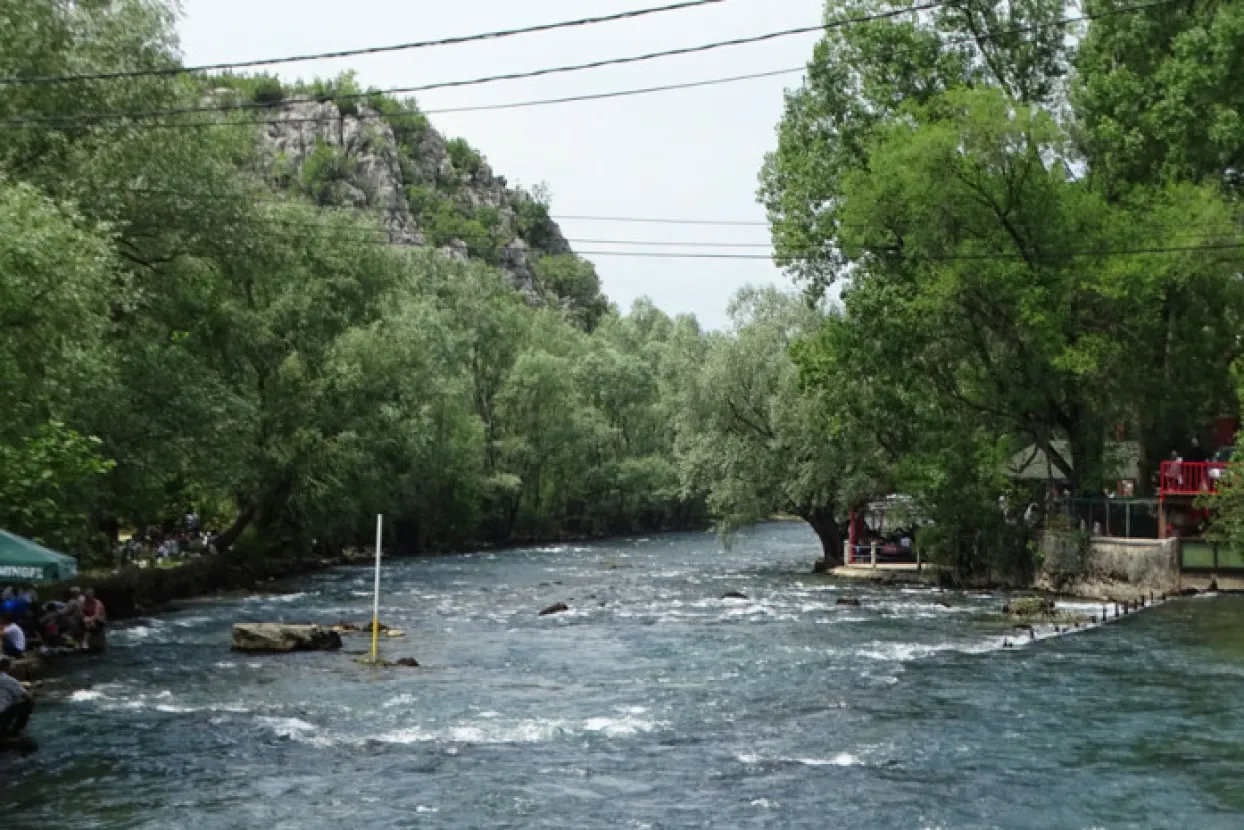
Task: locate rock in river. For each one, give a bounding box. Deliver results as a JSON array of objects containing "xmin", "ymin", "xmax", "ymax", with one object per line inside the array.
[
  {"xmin": 539, "ymin": 602, "xmax": 570, "ymax": 616},
  {"xmin": 1003, "ymin": 595, "xmax": 1091, "ymax": 625},
  {"xmin": 231, "ymin": 623, "xmax": 343, "ymax": 653},
  {"xmin": 720, "ymin": 591, "xmax": 749, "ymax": 600},
  {"xmin": 837, "ymin": 597, "xmax": 861, "ymax": 606},
  {"xmin": 1003, "ymin": 596, "xmax": 1054, "ymax": 616}
]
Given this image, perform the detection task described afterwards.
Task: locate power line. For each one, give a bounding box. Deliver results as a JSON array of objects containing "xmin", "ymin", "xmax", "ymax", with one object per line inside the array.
[
  {"xmin": 0, "ymin": 66, "xmax": 808, "ymax": 130},
  {"xmin": 0, "ymin": 0, "xmax": 729, "ymax": 86},
  {"xmin": 556, "ymin": 214, "xmax": 769, "ymax": 226},
  {"xmin": 419, "ymin": 67, "xmax": 805, "ymax": 116},
  {"xmin": 0, "ymin": 3, "xmax": 945, "ymax": 126},
  {"xmin": 230, "ymin": 222, "xmax": 1244, "ymax": 262},
  {"xmin": 94, "ymin": 186, "xmax": 783, "ymax": 226},
  {"xmin": 0, "ymin": 1, "xmax": 1184, "ymax": 131},
  {"xmin": 565, "ymin": 241, "xmax": 1244, "ymax": 260}
]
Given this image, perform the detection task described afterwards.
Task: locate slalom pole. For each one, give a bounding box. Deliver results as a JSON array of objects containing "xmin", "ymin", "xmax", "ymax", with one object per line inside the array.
[{"xmin": 370, "ymin": 514, "xmax": 383, "ymax": 663}]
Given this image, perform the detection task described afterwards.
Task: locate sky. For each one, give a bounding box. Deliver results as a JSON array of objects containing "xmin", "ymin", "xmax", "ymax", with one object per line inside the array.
[{"xmin": 176, "ymin": 0, "xmax": 825, "ymax": 329}]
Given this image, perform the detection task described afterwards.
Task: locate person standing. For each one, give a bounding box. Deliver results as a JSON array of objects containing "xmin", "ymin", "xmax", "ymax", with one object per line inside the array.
[
  {"xmin": 81, "ymin": 589, "xmax": 107, "ymax": 653},
  {"xmin": 1187, "ymin": 438, "xmax": 1209, "ymax": 463},
  {"xmin": 0, "ymin": 657, "xmax": 33, "ymax": 735}
]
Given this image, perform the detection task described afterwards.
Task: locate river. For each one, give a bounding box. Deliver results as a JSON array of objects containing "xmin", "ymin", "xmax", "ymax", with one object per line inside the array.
[{"xmin": 4, "ymin": 522, "xmax": 1244, "ymax": 828}]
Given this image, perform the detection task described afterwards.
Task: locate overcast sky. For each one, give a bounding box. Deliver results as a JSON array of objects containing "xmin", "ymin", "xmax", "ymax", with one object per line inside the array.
[{"xmin": 176, "ymin": 0, "xmax": 823, "ymax": 329}]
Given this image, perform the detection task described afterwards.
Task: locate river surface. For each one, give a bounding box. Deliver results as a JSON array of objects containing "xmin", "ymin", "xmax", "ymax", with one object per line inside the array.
[{"xmin": 4, "ymin": 523, "xmax": 1244, "ymax": 828}]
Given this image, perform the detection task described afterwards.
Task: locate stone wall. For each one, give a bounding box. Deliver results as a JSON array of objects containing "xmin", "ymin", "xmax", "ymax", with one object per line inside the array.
[{"xmin": 1038, "ymin": 531, "xmax": 1180, "ymax": 601}]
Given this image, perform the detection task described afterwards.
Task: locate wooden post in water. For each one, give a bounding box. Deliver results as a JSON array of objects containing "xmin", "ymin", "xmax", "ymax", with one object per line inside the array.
[{"xmin": 870, "ymin": 541, "xmax": 878, "ymax": 570}]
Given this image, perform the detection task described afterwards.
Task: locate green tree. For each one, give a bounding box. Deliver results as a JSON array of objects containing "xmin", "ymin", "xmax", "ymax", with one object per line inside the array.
[{"xmin": 673, "ymin": 288, "xmax": 881, "ymax": 565}]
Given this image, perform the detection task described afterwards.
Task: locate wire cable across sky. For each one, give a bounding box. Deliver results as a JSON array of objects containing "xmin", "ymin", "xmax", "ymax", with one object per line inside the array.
[{"xmin": 0, "ymin": 0, "xmax": 730, "ymax": 86}]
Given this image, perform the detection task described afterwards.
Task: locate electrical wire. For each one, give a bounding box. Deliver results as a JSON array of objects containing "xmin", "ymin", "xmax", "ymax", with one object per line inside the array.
[
  {"xmin": 0, "ymin": 0, "xmax": 729, "ymax": 86},
  {"xmin": 216, "ymin": 220, "xmax": 1244, "ymax": 263},
  {"xmin": 0, "ymin": 4, "xmax": 943, "ymax": 125},
  {"xmin": 0, "ymin": 0, "xmax": 1183, "ymax": 130}
]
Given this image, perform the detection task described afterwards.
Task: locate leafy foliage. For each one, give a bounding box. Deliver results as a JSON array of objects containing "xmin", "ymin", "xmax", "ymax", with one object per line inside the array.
[
  {"xmin": 0, "ymin": 0, "xmax": 697, "ymax": 559},
  {"xmin": 763, "ymin": 0, "xmax": 1244, "ymax": 580}
]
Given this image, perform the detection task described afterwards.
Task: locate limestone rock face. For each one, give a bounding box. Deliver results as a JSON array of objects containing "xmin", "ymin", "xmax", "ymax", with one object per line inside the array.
[
  {"xmin": 260, "ymin": 102, "xmax": 424, "ymax": 247},
  {"xmin": 255, "ymin": 100, "xmax": 575, "ymax": 300},
  {"xmin": 231, "ymin": 623, "xmax": 343, "ymax": 653}
]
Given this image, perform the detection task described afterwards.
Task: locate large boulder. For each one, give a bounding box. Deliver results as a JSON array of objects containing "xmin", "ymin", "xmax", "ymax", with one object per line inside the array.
[{"xmin": 231, "ymin": 623, "xmax": 343, "ymax": 653}]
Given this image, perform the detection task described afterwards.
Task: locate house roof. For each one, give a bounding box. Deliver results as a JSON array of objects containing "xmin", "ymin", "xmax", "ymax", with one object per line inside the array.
[{"xmin": 1007, "ymin": 440, "xmax": 1140, "ymax": 482}]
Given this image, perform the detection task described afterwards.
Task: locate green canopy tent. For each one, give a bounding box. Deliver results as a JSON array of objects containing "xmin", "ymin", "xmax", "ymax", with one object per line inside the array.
[{"xmin": 0, "ymin": 530, "xmax": 78, "ymax": 584}]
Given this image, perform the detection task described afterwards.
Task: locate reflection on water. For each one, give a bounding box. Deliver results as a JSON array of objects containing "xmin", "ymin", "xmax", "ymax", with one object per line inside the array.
[{"xmin": 4, "ymin": 523, "xmax": 1244, "ymax": 828}]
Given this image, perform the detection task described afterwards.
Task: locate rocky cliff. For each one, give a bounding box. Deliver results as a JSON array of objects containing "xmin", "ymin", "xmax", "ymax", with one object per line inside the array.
[{"xmin": 232, "ymin": 90, "xmax": 578, "ymax": 305}]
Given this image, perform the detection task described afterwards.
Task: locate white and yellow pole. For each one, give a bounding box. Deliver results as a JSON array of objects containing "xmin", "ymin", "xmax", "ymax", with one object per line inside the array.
[{"xmin": 370, "ymin": 514, "xmax": 383, "ymax": 663}]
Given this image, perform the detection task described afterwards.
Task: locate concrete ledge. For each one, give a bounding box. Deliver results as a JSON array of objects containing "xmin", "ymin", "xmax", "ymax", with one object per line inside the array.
[{"xmin": 831, "ymin": 564, "xmax": 940, "ymax": 585}]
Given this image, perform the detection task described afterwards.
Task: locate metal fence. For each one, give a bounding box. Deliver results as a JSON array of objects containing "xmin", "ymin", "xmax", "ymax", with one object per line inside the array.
[
  {"xmin": 845, "ymin": 543, "xmax": 921, "ymax": 567},
  {"xmin": 1047, "ymin": 497, "xmax": 1160, "ymax": 539}
]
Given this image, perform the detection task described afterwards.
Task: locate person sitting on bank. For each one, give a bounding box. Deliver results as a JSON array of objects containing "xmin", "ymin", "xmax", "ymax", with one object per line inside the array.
[
  {"xmin": 1, "ymin": 614, "xmax": 25, "ymax": 658},
  {"xmin": 0, "ymin": 657, "xmax": 34, "ymax": 736}
]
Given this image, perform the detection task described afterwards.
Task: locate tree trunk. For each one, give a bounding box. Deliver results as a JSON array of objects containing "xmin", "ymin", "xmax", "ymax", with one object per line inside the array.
[
  {"xmin": 211, "ymin": 473, "xmax": 295, "ymax": 553},
  {"xmin": 211, "ymin": 503, "xmax": 257, "ymax": 553},
  {"xmin": 804, "ymin": 507, "xmax": 843, "ymax": 571}
]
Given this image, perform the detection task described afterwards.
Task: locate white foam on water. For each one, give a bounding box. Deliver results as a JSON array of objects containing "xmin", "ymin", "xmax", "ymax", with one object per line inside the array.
[
  {"xmin": 581, "ymin": 714, "xmax": 660, "ymax": 737},
  {"xmin": 857, "ymin": 639, "xmax": 1007, "ymax": 662},
  {"xmin": 257, "ymin": 716, "xmax": 318, "ymax": 739},
  {"xmin": 375, "ymin": 713, "xmax": 662, "ymax": 745},
  {"xmin": 246, "ymin": 592, "xmax": 312, "ymax": 603},
  {"xmin": 794, "ymin": 753, "xmax": 861, "ymax": 767},
  {"xmin": 415, "ymin": 806, "xmax": 438, "ymax": 814},
  {"xmin": 69, "ymin": 689, "xmax": 104, "ymax": 703},
  {"xmin": 737, "ymin": 752, "xmax": 863, "ymax": 767},
  {"xmin": 751, "ymin": 798, "xmax": 774, "ymax": 809},
  {"xmin": 383, "ymin": 693, "xmax": 417, "ymax": 709}
]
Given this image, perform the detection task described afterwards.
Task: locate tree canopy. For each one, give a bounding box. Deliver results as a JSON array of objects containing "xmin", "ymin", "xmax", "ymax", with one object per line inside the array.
[{"xmin": 761, "ymin": 0, "xmax": 1244, "ymax": 580}]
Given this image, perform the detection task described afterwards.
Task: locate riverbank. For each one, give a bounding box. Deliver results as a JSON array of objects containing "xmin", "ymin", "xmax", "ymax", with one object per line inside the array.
[{"xmin": 60, "ymin": 525, "xmax": 711, "ymax": 623}]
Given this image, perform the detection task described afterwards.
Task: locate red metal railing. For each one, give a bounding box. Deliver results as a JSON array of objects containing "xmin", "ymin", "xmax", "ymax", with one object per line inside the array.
[{"xmin": 1159, "ymin": 461, "xmax": 1228, "ymax": 496}]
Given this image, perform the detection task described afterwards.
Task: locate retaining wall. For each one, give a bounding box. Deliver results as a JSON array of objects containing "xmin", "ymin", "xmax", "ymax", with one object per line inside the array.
[{"xmin": 1038, "ymin": 531, "xmax": 1180, "ymax": 601}]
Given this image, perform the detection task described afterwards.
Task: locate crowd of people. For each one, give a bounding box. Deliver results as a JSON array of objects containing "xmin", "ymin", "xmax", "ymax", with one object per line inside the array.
[
  {"xmin": 116, "ymin": 512, "xmax": 213, "ymax": 569},
  {"xmin": 1, "ymin": 585, "xmax": 107, "ymax": 659},
  {"xmin": 0, "ymin": 585, "xmax": 106, "ymax": 739}
]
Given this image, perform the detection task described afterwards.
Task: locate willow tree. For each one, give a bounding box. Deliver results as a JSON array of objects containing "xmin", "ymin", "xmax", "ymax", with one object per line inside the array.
[{"xmin": 672, "ymin": 287, "xmax": 882, "ymax": 566}]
